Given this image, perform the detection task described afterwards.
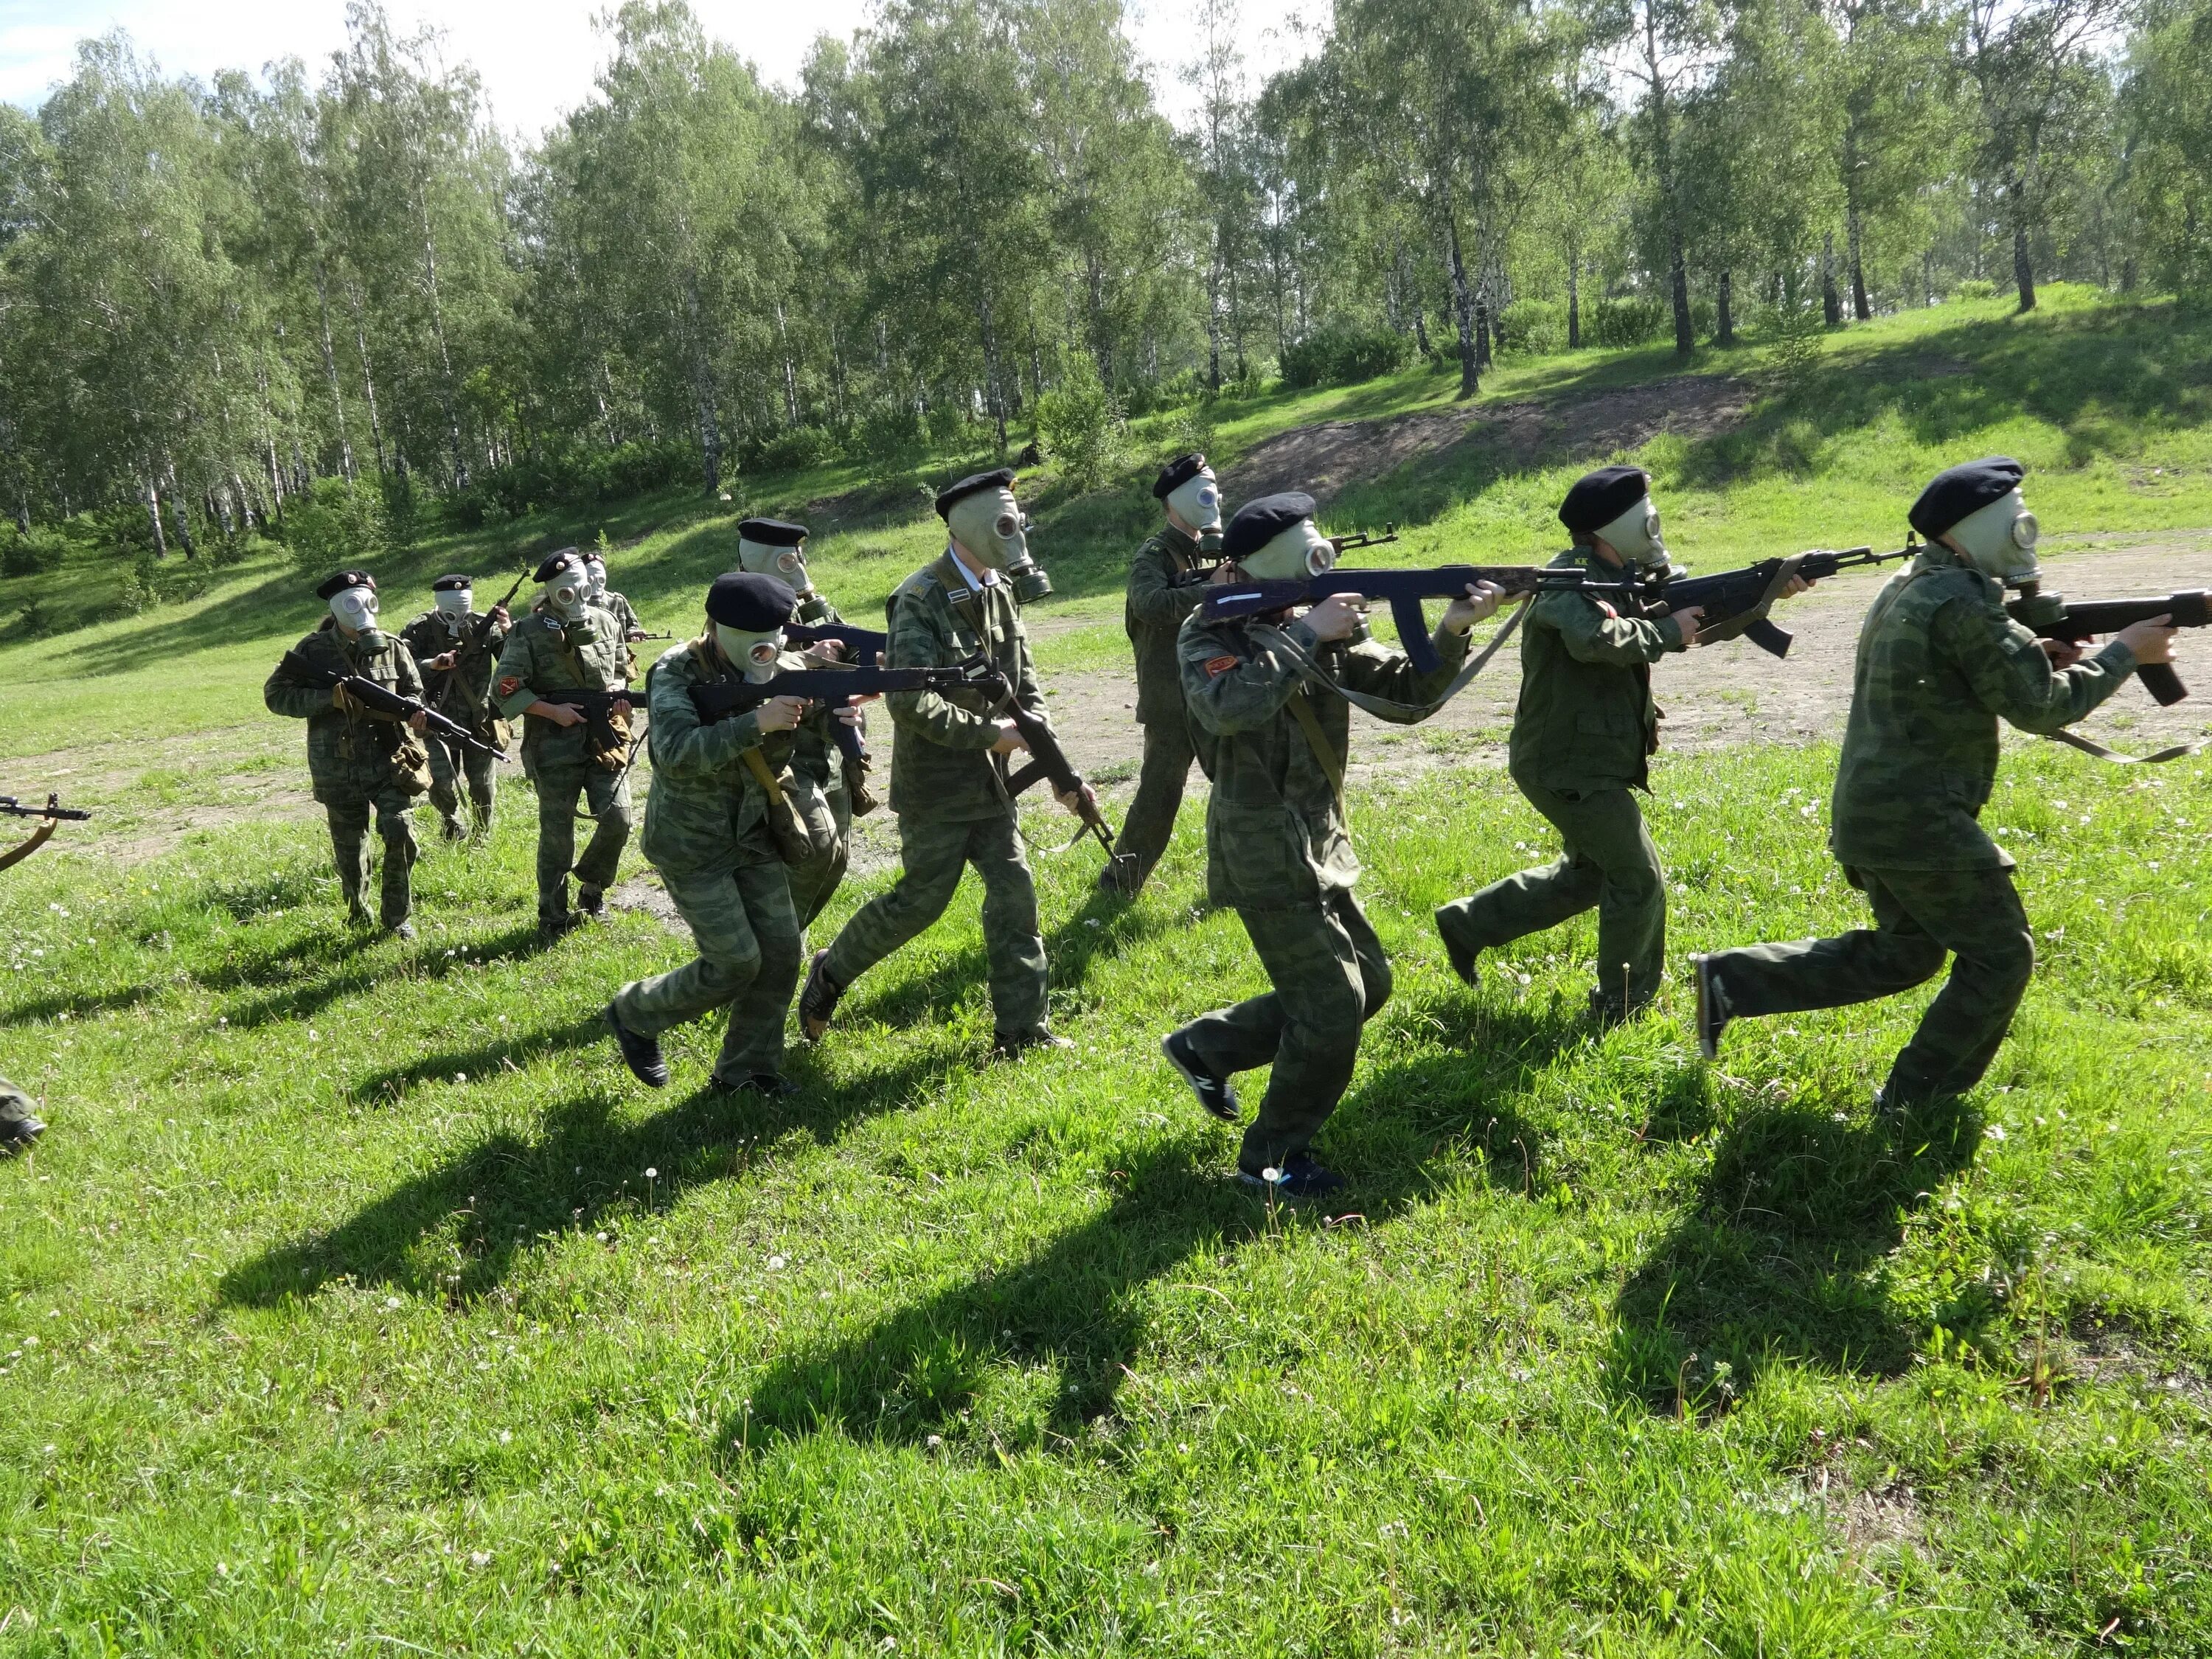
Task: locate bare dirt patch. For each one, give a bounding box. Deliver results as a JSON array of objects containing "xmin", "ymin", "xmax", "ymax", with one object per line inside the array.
[{"xmin": 1223, "ymin": 375, "xmax": 1754, "ymax": 506}]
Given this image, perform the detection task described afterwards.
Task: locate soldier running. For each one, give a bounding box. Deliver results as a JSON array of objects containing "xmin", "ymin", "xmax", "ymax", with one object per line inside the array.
[{"xmin": 400, "ymin": 574, "xmax": 510, "ymax": 841}]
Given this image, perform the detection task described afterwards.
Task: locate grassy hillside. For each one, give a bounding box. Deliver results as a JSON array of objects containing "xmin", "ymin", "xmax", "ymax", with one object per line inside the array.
[{"xmin": 3, "ymin": 285, "xmax": 2211, "ymax": 1652}]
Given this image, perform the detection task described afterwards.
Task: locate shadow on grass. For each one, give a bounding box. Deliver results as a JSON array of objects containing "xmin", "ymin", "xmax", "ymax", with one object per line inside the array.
[
  {"xmin": 218, "ymin": 1048, "xmax": 953, "ymax": 1307},
  {"xmin": 212, "ymin": 921, "xmax": 556, "ymax": 1031},
  {"xmin": 1605, "ymin": 1092, "xmax": 1985, "ymax": 1416}
]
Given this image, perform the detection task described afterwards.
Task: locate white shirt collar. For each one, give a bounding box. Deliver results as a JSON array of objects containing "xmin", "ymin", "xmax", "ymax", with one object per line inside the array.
[{"xmin": 949, "ymin": 544, "xmax": 996, "ymax": 593}]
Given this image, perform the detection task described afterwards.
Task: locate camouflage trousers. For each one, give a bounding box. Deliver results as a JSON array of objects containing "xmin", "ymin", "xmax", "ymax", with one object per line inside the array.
[
  {"xmin": 821, "ymin": 812, "xmax": 1048, "ymax": 1037},
  {"xmin": 1, "ymin": 1075, "xmax": 36, "ymax": 1130},
  {"xmin": 324, "ymin": 783, "xmax": 417, "ymax": 928},
  {"xmin": 1436, "ymin": 775, "xmax": 1665, "ymax": 1014},
  {"xmin": 532, "ymin": 758, "xmax": 633, "ymax": 919},
  {"xmin": 1702, "ymin": 863, "xmax": 2035, "ymax": 1104},
  {"xmin": 1107, "ymin": 717, "xmax": 1197, "ymax": 894},
  {"xmin": 427, "ymin": 734, "xmax": 498, "ymax": 833},
  {"xmin": 785, "ymin": 781, "xmax": 852, "ymax": 931},
  {"xmin": 1172, "ymin": 888, "xmax": 1391, "ymax": 1175},
  {"xmin": 613, "ymin": 859, "xmax": 801, "ymax": 1079}
]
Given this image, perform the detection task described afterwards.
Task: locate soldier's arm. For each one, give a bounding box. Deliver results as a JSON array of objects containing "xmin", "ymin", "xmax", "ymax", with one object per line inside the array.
[
  {"xmin": 1011, "ymin": 617, "xmax": 1050, "ymax": 723},
  {"xmin": 1339, "ymin": 622, "xmax": 1472, "ymax": 707},
  {"xmin": 1938, "ymin": 597, "xmax": 2138, "ymax": 734},
  {"xmin": 1538, "ymin": 588, "xmax": 1683, "ymax": 665},
  {"xmin": 884, "ymin": 591, "xmax": 1001, "ymax": 750},
  {"xmin": 647, "ymin": 661, "xmax": 761, "ymax": 776},
  {"xmin": 262, "ymin": 647, "xmax": 330, "ymax": 720},
  {"xmin": 493, "ymin": 628, "xmax": 538, "ymax": 720},
  {"xmin": 1127, "ymin": 544, "xmax": 1200, "ymax": 627},
  {"xmin": 1180, "ymin": 618, "xmax": 1304, "ymax": 735},
  {"xmin": 394, "ymin": 644, "xmax": 425, "ymax": 698}
]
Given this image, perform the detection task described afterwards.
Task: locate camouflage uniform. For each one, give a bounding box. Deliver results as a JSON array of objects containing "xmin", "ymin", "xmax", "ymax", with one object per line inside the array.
[
  {"xmin": 1110, "ymin": 525, "xmax": 1206, "ymax": 890},
  {"xmin": 613, "ymin": 641, "xmax": 829, "ymax": 1080},
  {"xmin": 1700, "ymin": 543, "xmax": 2138, "ymax": 1102},
  {"xmin": 783, "ymin": 597, "xmax": 857, "ymax": 930},
  {"xmin": 601, "ymin": 588, "xmax": 645, "ymax": 639},
  {"xmin": 263, "ymin": 622, "xmax": 428, "ymax": 927},
  {"xmin": 818, "ymin": 552, "xmax": 1051, "ymax": 1037},
  {"xmin": 1435, "ymin": 549, "xmax": 1688, "ymax": 1015},
  {"xmin": 0, "ymin": 1075, "xmax": 41, "ymax": 1149},
  {"xmin": 494, "ymin": 602, "xmax": 635, "ymax": 924},
  {"xmin": 1168, "ymin": 608, "xmax": 1470, "ymax": 1175},
  {"xmin": 400, "ymin": 607, "xmax": 507, "ymax": 837}
]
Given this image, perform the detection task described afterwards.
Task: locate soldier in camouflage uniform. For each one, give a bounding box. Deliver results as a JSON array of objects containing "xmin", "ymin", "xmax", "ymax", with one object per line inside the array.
[
  {"xmin": 495, "ymin": 551, "xmax": 636, "ymax": 941},
  {"xmin": 1, "ymin": 798, "xmax": 74, "ymax": 1151},
  {"xmin": 1160, "ymin": 493, "xmax": 1502, "ymax": 1198},
  {"xmin": 1695, "ymin": 457, "xmax": 2176, "ymax": 1107},
  {"xmin": 1433, "ymin": 467, "xmax": 1719, "ymax": 1021},
  {"xmin": 263, "ymin": 569, "xmax": 434, "ymax": 937},
  {"xmin": 1107, "ymin": 452, "xmax": 1224, "ymax": 895},
  {"xmin": 400, "ymin": 574, "xmax": 510, "ymax": 841},
  {"xmin": 605, "ymin": 572, "xmax": 832, "ymax": 1093},
  {"xmin": 584, "ymin": 550, "xmax": 650, "ymax": 642},
  {"xmin": 799, "ymin": 468, "xmax": 1091, "ymax": 1057}
]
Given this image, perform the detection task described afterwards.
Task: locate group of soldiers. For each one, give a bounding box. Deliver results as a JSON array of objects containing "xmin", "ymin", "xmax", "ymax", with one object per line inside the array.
[{"xmin": 235, "ymin": 450, "xmax": 2183, "ymax": 1198}]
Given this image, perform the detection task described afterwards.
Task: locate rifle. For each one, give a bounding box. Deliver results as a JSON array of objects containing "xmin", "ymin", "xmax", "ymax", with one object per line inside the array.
[
  {"xmin": 1168, "ymin": 524, "xmax": 1397, "ymax": 592},
  {"xmin": 2006, "ymin": 583, "xmax": 2211, "ymax": 706},
  {"xmin": 1621, "ymin": 543, "xmax": 1918, "ymax": 657},
  {"xmin": 427, "ymin": 568, "xmax": 527, "ymax": 726},
  {"xmin": 1201, "ymin": 563, "xmax": 1638, "ymax": 674},
  {"xmin": 529, "ymin": 687, "xmax": 638, "ymax": 759},
  {"xmin": 687, "ymin": 664, "xmax": 972, "ymax": 726},
  {"xmin": 785, "ymin": 621, "xmax": 888, "ymax": 667},
  {"xmin": 960, "ymin": 659, "xmax": 1132, "ymax": 878},
  {"xmin": 281, "ymin": 651, "xmax": 507, "ymax": 761},
  {"xmin": 0, "ymin": 795, "xmax": 90, "ymax": 821}
]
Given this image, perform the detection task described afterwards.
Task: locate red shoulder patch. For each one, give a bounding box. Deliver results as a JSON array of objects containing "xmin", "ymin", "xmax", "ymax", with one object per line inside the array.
[{"xmin": 1204, "ymin": 654, "xmax": 1239, "ymax": 678}]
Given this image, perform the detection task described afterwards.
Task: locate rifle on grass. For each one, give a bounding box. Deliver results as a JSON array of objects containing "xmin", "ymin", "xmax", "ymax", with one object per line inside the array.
[
  {"xmin": 427, "ymin": 568, "xmax": 528, "ymax": 726},
  {"xmin": 281, "ymin": 651, "xmax": 507, "ymax": 761},
  {"xmin": 1201, "ymin": 563, "xmax": 1641, "ymax": 674},
  {"xmin": 1619, "ymin": 543, "xmax": 1919, "ymax": 657},
  {"xmin": 2006, "ymin": 584, "xmax": 2211, "ymax": 706}
]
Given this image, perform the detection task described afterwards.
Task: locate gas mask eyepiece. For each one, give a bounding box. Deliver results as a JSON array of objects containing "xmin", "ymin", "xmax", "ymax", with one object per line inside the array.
[
  {"xmin": 1594, "ymin": 495, "xmax": 1668, "ymax": 568},
  {"xmin": 330, "ymin": 585, "xmax": 386, "ymax": 647},
  {"xmin": 714, "ymin": 624, "xmax": 785, "ymax": 685},
  {"xmin": 1949, "ymin": 489, "xmax": 2040, "ymax": 587},
  {"xmin": 435, "ymin": 588, "xmax": 473, "ymax": 624}
]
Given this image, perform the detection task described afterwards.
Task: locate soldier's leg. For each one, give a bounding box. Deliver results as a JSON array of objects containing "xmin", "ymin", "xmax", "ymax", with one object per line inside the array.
[
  {"xmin": 369, "ymin": 786, "xmax": 419, "ymax": 928},
  {"xmin": 614, "ymin": 865, "xmax": 762, "ymax": 1054},
  {"xmin": 1559, "ymin": 787, "xmax": 1666, "ymax": 1012},
  {"xmin": 425, "ymin": 736, "xmax": 466, "ymax": 839},
  {"xmin": 1703, "ymin": 867, "xmax": 1948, "ymax": 1020},
  {"xmin": 464, "ymin": 745, "xmax": 498, "ymax": 836},
  {"xmin": 1877, "ymin": 868, "xmax": 2037, "ymax": 1104},
  {"xmin": 784, "ymin": 784, "xmax": 852, "ymax": 931},
  {"xmin": 532, "ymin": 762, "xmax": 582, "ymax": 923},
  {"xmin": 1232, "ymin": 897, "xmax": 1373, "ymax": 1175},
  {"xmin": 326, "ymin": 799, "xmax": 372, "ymax": 923},
  {"xmin": 1109, "ymin": 718, "xmax": 1197, "ymax": 892},
  {"xmin": 820, "ymin": 816, "xmax": 970, "ymax": 990},
  {"xmin": 715, "ymin": 863, "xmax": 805, "ymax": 1079},
  {"xmin": 969, "ymin": 815, "xmax": 1050, "ymax": 1036},
  {"xmin": 571, "ymin": 767, "xmax": 635, "ymax": 903},
  {"xmin": 1434, "ymin": 776, "xmax": 1605, "ymax": 965}
]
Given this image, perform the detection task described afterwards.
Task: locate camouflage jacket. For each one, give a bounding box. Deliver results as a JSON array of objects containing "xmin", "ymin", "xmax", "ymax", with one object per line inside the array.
[
  {"xmin": 262, "ymin": 622, "xmax": 427, "ymax": 803},
  {"xmin": 790, "ymin": 597, "xmax": 854, "ymax": 798},
  {"xmin": 1179, "ymin": 610, "xmax": 1470, "ymax": 911},
  {"xmin": 400, "ymin": 608, "xmax": 508, "ymax": 731},
  {"xmin": 1125, "ymin": 525, "xmax": 1206, "ymax": 726},
  {"xmin": 1829, "ymin": 546, "xmax": 2138, "ymax": 872},
  {"xmin": 639, "ymin": 640, "xmax": 832, "ymax": 874},
  {"xmin": 602, "ymin": 589, "xmax": 644, "ymax": 638},
  {"xmin": 1509, "ymin": 549, "xmax": 1687, "ymax": 793},
  {"xmin": 493, "ymin": 602, "xmax": 633, "ymax": 772},
  {"xmin": 883, "ymin": 551, "xmax": 1047, "ymax": 821}
]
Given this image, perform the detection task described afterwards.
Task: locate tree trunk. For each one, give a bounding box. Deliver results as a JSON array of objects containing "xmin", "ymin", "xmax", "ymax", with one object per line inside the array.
[
  {"xmin": 164, "ymin": 461, "xmax": 195, "ymax": 557},
  {"xmin": 2011, "ymin": 191, "xmax": 2037, "ymax": 312},
  {"xmin": 1643, "ymin": 7, "xmax": 1693, "ymax": 358},
  {"xmin": 1822, "ymin": 233, "xmax": 1843, "ymax": 326},
  {"xmin": 142, "ymin": 474, "xmax": 167, "ymax": 557},
  {"xmin": 1847, "ymin": 206, "xmax": 1871, "ymax": 321},
  {"xmin": 1445, "ymin": 206, "xmax": 1479, "ymax": 400},
  {"xmin": 1567, "ymin": 248, "xmax": 1582, "ymax": 349},
  {"xmin": 1206, "ymin": 251, "xmax": 1223, "ymax": 391},
  {"xmin": 348, "ymin": 285, "xmax": 387, "ymax": 475},
  {"xmin": 414, "ymin": 193, "xmax": 467, "ymax": 490},
  {"xmin": 2121, "ymin": 254, "xmax": 2138, "ymax": 293},
  {"xmin": 681, "ymin": 276, "xmax": 723, "ymax": 491},
  {"xmin": 1474, "ymin": 291, "xmax": 1492, "ymax": 369},
  {"xmin": 1414, "ymin": 307, "xmax": 1432, "ymax": 358},
  {"xmin": 775, "ymin": 302, "xmax": 801, "ymax": 428},
  {"xmin": 1923, "ymin": 249, "xmax": 1936, "ymax": 307},
  {"xmin": 1716, "ymin": 268, "xmax": 1734, "ymax": 346},
  {"xmin": 974, "ymin": 287, "xmax": 1008, "ymax": 457},
  {"xmin": 313, "ymin": 254, "xmax": 355, "ymax": 481}
]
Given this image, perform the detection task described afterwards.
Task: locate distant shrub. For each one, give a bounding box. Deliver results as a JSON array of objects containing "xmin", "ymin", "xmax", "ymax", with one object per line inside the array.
[
  {"xmin": 1587, "ymin": 296, "xmax": 1668, "ymax": 349},
  {"xmin": 1279, "ymin": 320, "xmax": 1415, "ymax": 389},
  {"xmin": 746, "ymin": 423, "xmax": 843, "ymax": 475},
  {"xmin": 858, "ymin": 405, "xmax": 927, "ymax": 486},
  {"xmin": 379, "ymin": 470, "xmax": 420, "ymax": 547},
  {"xmin": 446, "ymin": 439, "xmax": 696, "ymax": 528},
  {"xmin": 117, "ymin": 550, "xmax": 214, "ymax": 614},
  {"xmin": 1952, "ymin": 278, "xmax": 1997, "ymax": 302},
  {"xmin": 284, "ymin": 476, "xmax": 392, "ymax": 569},
  {"xmin": 1, "ymin": 528, "xmax": 66, "ymax": 577},
  {"xmin": 1500, "ymin": 299, "xmax": 1566, "ymax": 356},
  {"xmin": 1036, "ymin": 356, "xmax": 1127, "ymax": 492}
]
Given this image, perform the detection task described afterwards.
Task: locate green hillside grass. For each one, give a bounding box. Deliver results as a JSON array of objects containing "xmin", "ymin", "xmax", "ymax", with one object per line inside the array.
[{"xmin": 4, "ymin": 285, "xmax": 2211, "ymax": 1652}]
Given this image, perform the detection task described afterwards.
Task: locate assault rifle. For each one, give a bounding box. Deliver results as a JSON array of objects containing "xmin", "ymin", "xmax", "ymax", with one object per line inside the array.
[
  {"xmin": 687, "ymin": 664, "xmax": 970, "ymax": 727},
  {"xmin": 281, "ymin": 651, "xmax": 507, "ymax": 761},
  {"xmin": 529, "ymin": 687, "xmax": 638, "ymax": 759},
  {"xmin": 1201, "ymin": 563, "xmax": 1640, "ymax": 674},
  {"xmin": 1620, "ymin": 542, "xmax": 1918, "ymax": 657},
  {"xmin": 1169, "ymin": 523, "xmax": 1401, "ymax": 591},
  {"xmin": 785, "ymin": 621, "xmax": 888, "ymax": 667},
  {"xmin": 0, "ymin": 795, "xmax": 89, "ymax": 821},
  {"xmin": 428, "ymin": 567, "xmax": 528, "ymax": 726},
  {"xmin": 961, "ymin": 659, "xmax": 1132, "ymax": 879},
  {"xmin": 2007, "ymin": 583, "xmax": 2211, "ymax": 706}
]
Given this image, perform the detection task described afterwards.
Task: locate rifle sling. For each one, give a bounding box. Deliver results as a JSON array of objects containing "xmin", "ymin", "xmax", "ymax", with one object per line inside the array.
[
  {"xmin": 1689, "ymin": 553, "xmax": 1809, "ymax": 648},
  {"xmin": 0, "ymin": 818, "xmax": 55, "ymax": 874},
  {"xmin": 1264, "ymin": 596, "xmax": 1529, "ymax": 723},
  {"xmin": 1285, "ymin": 689, "xmax": 1346, "ymax": 807},
  {"xmin": 2041, "ymin": 729, "xmax": 2202, "ymax": 765},
  {"xmin": 738, "ymin": 746, "xmax": 787, "ymax": 804}
]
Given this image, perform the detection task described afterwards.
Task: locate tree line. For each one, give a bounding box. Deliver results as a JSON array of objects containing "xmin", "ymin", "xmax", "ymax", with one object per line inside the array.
[{"xmin": 1, "ymin": 0, "xmax": 2208, "ymax": 558}]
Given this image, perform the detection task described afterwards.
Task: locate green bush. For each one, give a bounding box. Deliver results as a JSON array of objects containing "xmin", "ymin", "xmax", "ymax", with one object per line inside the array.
[
  {"xmin": 1, "ymin": 528, "xmax": 66, "ymax": 577},
  {"xmin": 1952, "ymin": 278, "xmax": 1998, "ymax": 302},
  {"xmin": 858, "ymin": 406, "xmax": 927, "ymax": 487},
  {"xmin": 746, "ymin": 424, "xmax": 843, "ymax": 475},
  {"xmin": 282, "ymin": 477, "xmax": 392, "ymax": 571},
  {"xmin": 1500, "ymin": 299, "xmax": 1567, "ymax": 356},
  {"xmin": 1279, "ymin": 320, "xmax": 1414, "ymax": 389},
  {"xmin": 1035, "ymin": 357, "xmax": 1127, "ymax": 492},
  {"xmin": 1587, "ymin": 296, "xmax": 1668, "ymax": 349}
]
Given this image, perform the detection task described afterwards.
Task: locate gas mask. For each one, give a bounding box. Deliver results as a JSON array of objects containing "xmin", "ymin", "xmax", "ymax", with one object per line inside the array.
[
  {"xmin": 330, "ymin": 585, "xmax": 388, "ymax": 649},
  {"xmin": 948, "ymin": 488, "xmax": 1052, "ymax": 602},
  {"xmin": 583, "ymin": 559, "xmax": 609, "ymax": 601},
  {"xmin": 1947, "ymin": 489, "xmax": 2039, "ymax": 587},
  {"xmin": 739, "ymin": 538, "xmax": 830, "ymax": 623},
  {"xmin": 1166, "ymin": 472, "xmax": 1225, "ymax": 557},
  {"xmin": 435, "ymin": 588, "xmax": 473, "ymax": 628},
  {"xmin": 1239, "ymin": 520, "xmax": 1336, "ymax": 583},
  {"xmin": 543, "ymin": 566, "xmax": 593, "ymax": 623},
  {"xmin": 715, "ymin": 625, "xmax": 785, "ymax": 686},
  {"xmin": 1593, "ymin": 495, "xmax": 1669, "ymax": 568}
]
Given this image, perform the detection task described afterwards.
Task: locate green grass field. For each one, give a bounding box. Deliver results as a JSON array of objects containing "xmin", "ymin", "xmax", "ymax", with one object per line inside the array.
[{"xmin": 3, "ymin": 285, "xmax": 2210, "ymax": 1652}]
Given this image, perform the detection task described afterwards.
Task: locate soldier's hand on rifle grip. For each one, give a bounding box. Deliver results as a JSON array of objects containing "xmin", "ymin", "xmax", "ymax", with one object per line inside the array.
[
  {"xmin": 990, "ymin": 720, "xmax": 1030, "ymax": 756},
  {"xmin": 2118, "ymin": 616, "xmax": 2177, "ymax": 664},
  {"xmin": 754, "ymin": 695, "xmax": 810, "ymax": 734},
  {"xmin": 1208, "ymin": 562, "xmax": 1238, "ymax": 586},
  {"xmin": 834, "ymin": 704, "xmax": 866, "ymax": 727},
  {"xmin": 1671, "ymin": 606, "xmax": 1705, "ymax": 647},
  {"xmin": 1057, "ymin": 782, "xmax": 1097, "ymax": 819},
  {"xmin": 1784, "ymin": 575, "xmax": 1815, "ymax": 598},
  {"xmin": 2038, "ymin": 639, "xmax": 2087, "ymax": 669},
  {"xmin": 802, "ymin": 641, "xmax": 847, "ymax": 665},
  {"xmin": 489, "ymin": 605, "xmax": 509, "ymax": 625},
  {"xmin": 1443, "ymin": 580, "xmax": 1507, "ymax": 634},
  {"xmin": 1304, "ymin": 594, "xmax": 1365, "ymax": 643},
  {"xmin": 531, "ymin": 700, "xmax": 586, "ymax": 728},
  {"xmin": 429, "ymin": 652, "xmax": 459, "ymax": 672},
  {"xmin": 407, "ymin": 710, "xmax": 430, "ymax": 732}
]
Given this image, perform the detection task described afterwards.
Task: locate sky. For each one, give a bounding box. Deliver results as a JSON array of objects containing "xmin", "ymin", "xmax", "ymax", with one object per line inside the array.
[{"xmin": 0, "ymin": 0, "xmax": 1320, "ymax": 138}]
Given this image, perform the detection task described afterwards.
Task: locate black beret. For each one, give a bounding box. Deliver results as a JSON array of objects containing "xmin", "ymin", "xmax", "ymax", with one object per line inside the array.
[
  {"xmin": 934, "ymin": 467, "xmax": 1018, "ymax": 519},
  {"xmin": 431, "ymin": 573, "xmax": 472, "ymax": 592},
  {"xmin": 315, "ymin": 569, "xmax": 376, "ymax": 599},
  {"xmin": 534, "ymin": 549, "xmax": 585, "ymax": 583},
  {"xmin": 1910, "ymin": 456, "xmax": 2025, "ymax": 540},
  {"xmin": 1223, "ymin": 492, "xmax": 1316, "ymax": 562},
  {"xmin": 738, "ymin": 517, "xmax": 808, "ymax": 546},
  {"xmin": 1152, "ymin": 452, "xmax": 1209, "ymax": 499},
  {"xmin": 706, "ymin": 571, "xmax": 797, "ymax": 632},
  {"xmin": 1558, "ymin": 466, "xmax": 1649, "ymax": 535}
]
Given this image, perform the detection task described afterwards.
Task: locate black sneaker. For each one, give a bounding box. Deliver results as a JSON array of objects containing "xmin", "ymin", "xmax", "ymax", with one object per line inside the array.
[
  {"xmin": 1161, "ymin": 1030, "xmax": 1239, "ymax": 1122},
  {"xmin": 577, "ymin": 886, "xmax": 608, "ymax": 921},
  {"xmin": 0, "ymin": 1112, "xmax": 45, "ymax": 1153},
  {"xmin": 604, "ymin": 1001, "xmax": 667, "ymax": 1088},
  {"xmin": 712, "ymin": 1071, "xmax": 796, "ymax": 1097},
  {"xmin": 538, "ymin": 910, "xmax": 580, "ymax": 945},
  {"xmin": 439, "ymin": 815, "xmax": 467, "ymax": 843},
  {"xmin": 1237, "ymin": 1154, "xmax": 1345, "ymax": 1200},
  {"xmin": 1435, "ymin": 912, "xmax": 1479, "ymax": 984},
  {"xmin": 799, "ymin": 950, "xmax": 843, "ymax": 1043},
  {"xmin": 1692, "ymin": 953, "xmax": 1731, "ymax": 1060},
  {"xmin": 992, "ymin": 1029, "xmax": 1075, "ymax": 1060}
]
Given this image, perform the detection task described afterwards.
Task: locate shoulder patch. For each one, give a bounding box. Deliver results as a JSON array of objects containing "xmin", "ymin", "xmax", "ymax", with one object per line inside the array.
[{"xmin": 1204, "ymin": 654, "xmax": 1239, "ymax": 678}]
